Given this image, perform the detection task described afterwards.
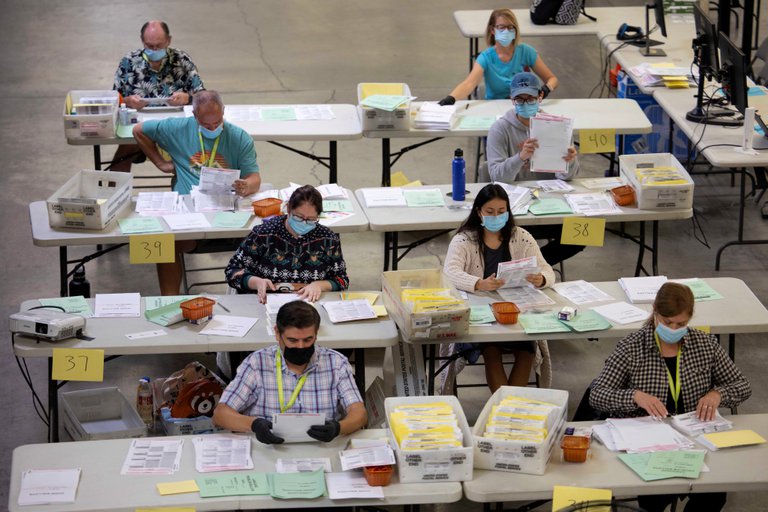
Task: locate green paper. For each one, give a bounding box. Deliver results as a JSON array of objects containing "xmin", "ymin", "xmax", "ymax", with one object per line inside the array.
[
  {"xmin": 144, "ymin": 295, "xmax": 198, "ymax": 327},
  {"xmin": 268, "ymin": 469, "xmax": 326, "ymax": 499},
  {"xmin": 456, "ymin": 116, "xmax": 497, "ymax": 131},
  {"xmin": 116, "ymin": 124, "xmax": 134, "ymax": 138},
  {"xmin": 403, "ymin": 188, "xmax": 446, "ymax": 207},
  {"xmin": 213, "ymin": 211, "xmax": 252, "ymax": 228},
  {"xmin": 470, "ymin": 304, "xmax": 496, "ymax": 324},
  {"xmin": 675, "ymin": 278, "xmax": 723, "ymax": 302},
  {"xmin": 528, "ymin": 198, "xmax": 573, "ymax": 216},
  {"xmin": 118, "ymin": 216, "xmax": 164, "ymax": 234},
  {"xmin": 617, "ymin": 453, "xmax": 669, "ymax": 481},
  {"xmin": 559, "ymin": 309, "xmax": 612, "ymax": 333},
  {"xmin": 197, "ymin": 473, "xmax": 270, "ymax": 498},
  {"xmin": 518, "ymin": 312, "xmax": 571, "ymax": 334},
  {"xmin": 360, "ymin": 94, "xmax": 410, "ymax": 111},
  {"xmin": 323, "ymin": 199, "xmax": 354, "ymax": 212},
  {"xmin": 261, "ymin": 107, "xmax": 297, "ymax": 121},
  {"xmin": 39, "ymin": 296, "xmax": 93, "ymax": 317},
  {"xmin": 645, "ymin": 450, "xmax": 705, "ymax": 479}
]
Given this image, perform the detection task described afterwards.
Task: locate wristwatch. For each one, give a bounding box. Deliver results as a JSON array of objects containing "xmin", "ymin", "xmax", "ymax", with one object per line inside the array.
[{"xmin": 541, "ymin": 84, "xmax": 552, "ymax": 99}]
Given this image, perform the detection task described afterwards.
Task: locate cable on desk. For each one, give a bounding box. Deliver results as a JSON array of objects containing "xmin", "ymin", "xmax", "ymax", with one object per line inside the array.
[
  {"xmin": 11, "ymin": 332, "xmax": 50, "ymax": 428},
  {"xmin": 589, "ymin": 37, "xmax": 631, "ymax": 99}
]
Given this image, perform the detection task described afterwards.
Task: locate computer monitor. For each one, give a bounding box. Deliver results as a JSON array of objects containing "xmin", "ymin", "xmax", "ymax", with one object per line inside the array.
[
  {"xmin": 692, "ymin": 4, "xmax": 719, "ymax": 77},
  {"xmin": 718, "ymin": 31, "xmax": 748, "ymax": 116},
  {"xmin": 626, "ymin": 1, "xmax": 667, "ymax": 56}
]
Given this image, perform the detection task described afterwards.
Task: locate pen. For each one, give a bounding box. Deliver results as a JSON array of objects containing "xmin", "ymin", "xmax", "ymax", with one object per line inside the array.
[{"xmin": 217, "ymin": 302, "xmax": 231, "ymax": 313}]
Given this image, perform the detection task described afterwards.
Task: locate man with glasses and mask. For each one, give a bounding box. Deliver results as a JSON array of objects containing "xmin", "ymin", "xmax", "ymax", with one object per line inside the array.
[
  {"xmin": 483, "ymin": 71, "xmax": 582, "ymax": 265},
  {"xmin": 213, "ymin": 300, "xmax": 367, "ymax": 444},
  {"xmin": 112, "ymin": 20, "xmax": 205, "ymax": 171},
  {"xmin": 133, "ymin": 90, "xmax": 261, "ymax": 295}
]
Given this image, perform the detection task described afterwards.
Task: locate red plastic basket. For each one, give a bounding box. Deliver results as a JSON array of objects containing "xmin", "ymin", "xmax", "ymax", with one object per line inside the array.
[{"xmin": 180, "ymin": 297, "xmax": 216, "ymax": 321}]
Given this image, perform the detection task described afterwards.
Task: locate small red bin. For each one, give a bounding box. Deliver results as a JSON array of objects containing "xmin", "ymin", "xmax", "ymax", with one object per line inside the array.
[
  {"xmin": 363, "ymin": 465, "xmax": 394, "ymax": 486},
  {"xmin": 561, "ymin": 435, "xmax": 590, "ymax": 463},
  {"xmin": 180, "ymin": 297, "xmax": 216, "ymax": 321},
  {"xmin": 252, "ymin": 198, "xmax": 282, "ymax": 217},
  {"xmin": 491, "ymin": 302, "xmax": 520, "ymax": 324}
]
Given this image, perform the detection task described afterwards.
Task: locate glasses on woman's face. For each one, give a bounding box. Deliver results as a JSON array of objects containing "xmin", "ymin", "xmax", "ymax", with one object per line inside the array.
[
  {"xmin": 292, "ymin": 213, "xmax": 319, "ymax": 223},
  {"xmin": 513, "ymin": 97, "xmax": 539, "ymax": 106},
  {"xmin": 493, "ymin": 24, "xmax": 515, "ymax": 31}
]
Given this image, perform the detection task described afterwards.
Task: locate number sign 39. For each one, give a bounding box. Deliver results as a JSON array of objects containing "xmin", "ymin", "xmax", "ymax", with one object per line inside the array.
[{"xmin": 129, "ymin": 233, "xmax": 175, "ymax": 264}]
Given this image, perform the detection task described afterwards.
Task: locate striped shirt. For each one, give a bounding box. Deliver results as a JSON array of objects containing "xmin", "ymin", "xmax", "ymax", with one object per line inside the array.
[
  {"xmin": 220, "ymin": 345, "xmax": 362, "ymax": 421},
  {"xmin": 590, "ymin": 324, "xmax": 751, "ymax": 417}
]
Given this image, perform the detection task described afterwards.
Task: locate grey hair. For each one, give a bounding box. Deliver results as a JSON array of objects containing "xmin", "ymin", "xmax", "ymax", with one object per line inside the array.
[{"xmin": 192, "ymin": 90, "xmax": 224, "ymax": 113}]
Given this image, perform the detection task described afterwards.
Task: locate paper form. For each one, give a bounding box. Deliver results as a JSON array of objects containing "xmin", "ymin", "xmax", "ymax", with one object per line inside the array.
[
  {"xmin": 670, "ymin": 278, "xmax": 723, "ymax": 301},
  {"xmin": 39, "ymin": 296, "xmax": 93, "ymax": 317},
  {"xmin": 316, "ymin": 183, "xmax": 347, "ymax": 199},
  {"xmin": 225, "ymin": 106, "xmax": 262, "ymax": 122},
  {"xmin": 340, "ymin": 292, "xmax": 379, "ymax": 305},
  {"xmin": 469, "ymin": 304, "xmax": 496, "ymax": 324},
  {"xmin": 559, "ymin": 310, "xmax": 612, "ymax": 333},
  {"xmin": 338, "ymin": 446, "xmax": 395, "ymax": 471},
  {"xmin": 552, "ymin": 280, "xmax": 614, "ymax": 305},
  {"xmin": 564, "ymin": 193, "xmax": 621, "ymax": 216},
  {"xmin": 294, "ymin": 105, "xmax": 335, "ymax": 120},
  {"xmin": 268, "ymin": 469, "xmax": 327, "ymax": 499},
  {"xmin": 518, "ymin": 312, "xmax": 571, "ymax": 334},
  {"xmin": 591, "ymin": 302, "xmax": 648, "ymax": 325},
  {"xmin": 455, "ymin": 116, "xmax": 497, "ymax": 131},
  {"xmin": 279, "ymin": 182, "xmax": 302, "ymax": 201},
  {"xmin": 360, "ymin": 94, "xmax": 411, "ymax": 111},
  {"xmin": 198, "ymin": 167, "xmax": 239, "ymax": 195},
  {"xmin": 261, "ymin": 107, "xmax": 297, "ymax": 121},
  {"xmin": 94, "ymin": 292, "xmax": 141, "ymax": 318},
  {"xmin": 193, "ymin": 434, "xmax": 254, "ymax": 472},
  {"xmin": 212, "ymin": 211, "xmax": 252, "ymax": 228},
  {"xmin": 17, "ymin": 468, "xmax": 81, "ymax": 506},
  {"xmin": 323, "ymin": 199, "xmax": 354, "ymax": 212},
  {"xmin": 198, "ymin": 315, "xmax": 258, "ymax": 337},
  {"xmin": 276, "ymin": 458, "xmax": 332, "ymax": 473},
  {"xmin": 536, "ymin": 179, "xmax": 574, "ymax": 192},
  {"xmin": 528, "ymin": 198, "xmax": 573, "ymax": 215},
  {"xmin": 496, "ymin": 256, "xmax": 538, "ymax": 289},
  {"xmin": 272, "ymin": 413, "xmax": 325, "ymax": 443},
  {"xmin": 136, "ymin": 192, "xmax": 179, "ymax": 213},
  {"xmin": 581, "ymin": 177, "xmax": 625, "ymax": 190},
  {"xmin": 403, "ymin": 188, "xmax": 446, "ymax": 207},
  {"xmin": 197, "ymin": 473, "xmax": 270, "ymax": 497},
  {"xmin": 530, "ymin": 115, "xmax": 572, "ymax": 173},
  {"xmin": 126, "ymin": 329, "xmax": 167, "ymax": 340},
  {"xmin": 361, "ymin": 188, "xmax": 407, "ymax": 207},
  {"xmin": 120, "ymin": 439, "xmax": 184, "ymax": 475},
  {"xmin": 162, "ymin": 213, "xmax": 211, "ymax": 230},
  {"xmin": 326, "ymin": 472, "xmax": 385, "ymax": 500},
  {"xmin": 119, "ymin": 216, "xmax": 165, "ymax": 234},
  {"xmin": 322, "ymin": 299, "xmax": 377, "ymax": 323},
  {"xmin": 645, "ymin": 450, "xmax": 705, "ymax": 478},
  {"xmin": 497, "ymin": 286, "xmax": 555, "ymax": 308}
]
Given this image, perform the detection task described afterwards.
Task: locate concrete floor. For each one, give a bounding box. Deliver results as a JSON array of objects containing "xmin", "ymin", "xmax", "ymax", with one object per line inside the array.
[{"xmin": 1, "ymin": 0, "xmax": 767, "ymax": 510}]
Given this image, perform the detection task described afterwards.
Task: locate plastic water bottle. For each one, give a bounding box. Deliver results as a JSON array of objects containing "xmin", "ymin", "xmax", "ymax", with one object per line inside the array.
[
  {"xmin": 452, "ymin": 148, "xmax": 466, "ymax": 201},
  {"xmin": 136, "ymin": 377, "xmax": 154, "ymax": 431},
  {"xmin": 68, "ymin": 266, "xmax": 91, "ymax": 298},
  {"xmin": 119, "ymin": 102, "xmax": 129, "ymax": 126}
]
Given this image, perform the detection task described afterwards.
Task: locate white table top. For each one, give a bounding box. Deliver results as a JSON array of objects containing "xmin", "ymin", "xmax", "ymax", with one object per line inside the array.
[
  {"xmin": 363, "ymin": 98, "xmax": 652, "ymax": 138},
  {"xmin": 463, "ymin": 413, "xmax": 768, "ymax": 502},
  {"xmin": 442, "ymin": 277, "xmax": 768, "ymax": 346},
  {"xmin": 13, "ymin": 291, "xmax": 398, "ymax": 357},
  {"xmin": 654, "ymin": 87, "xmax": 768, "ymax": 168},
  {"xmin": 29, "ymin": 189, "xmax": 369, "ymax": 247},
  {"xmin": 356, "ymin": 181, "xmax": 692, "ymax": 232},
  {"xmin": 8, "ymin": 429, "xmax": 462, "ymax": 512},
  {"xmin": 67, "ymin": 104, "xmax": 363, "ymax": 146}
]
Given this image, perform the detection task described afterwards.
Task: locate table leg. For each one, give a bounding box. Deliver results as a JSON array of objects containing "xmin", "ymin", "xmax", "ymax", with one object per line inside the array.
[
  {"xmin": 391, "ymin": 231, "xmax": 399, "ymax": 271},
  {"xmin": 427, "ymin": 344, "xmax": 436, "ymax": 395},
  {"xmin": 329, "ymin": 141, "xmax": 337, "ymax": 183},
  {"xmin": 634, "ymin": 221, "xmax": 646, "ymax": 277},
  {"xmin": 382, "ymin": 138, "xmax": 392, "ymax": 186},
  {"xmin": 652, "ymin": 220, "xmax": 659, "ymax": 276},
  {"xmin": 354, "ymin": 347, "xmax": 366, "ymax": 396},
  {"xmin": 60, "ymin": 246, "xmax": 68, "ymax": 297},
  {"xmin": 48, "ymin": 359, "xmax": 59, "ymax": 443},
  {"xmin": 729, "ymin": 333, "xmax": 736, "ymax": 362},
  {"xmin": 383, "ymin": 232, "xmax": 391, "ymax": 271},
  {"xmin": 93, "ymin": 145, "xmax": 101, "ymax": 170},
  {"xmin": 715, "ymin": 168, "xmax": 748, "ymax": 270}
]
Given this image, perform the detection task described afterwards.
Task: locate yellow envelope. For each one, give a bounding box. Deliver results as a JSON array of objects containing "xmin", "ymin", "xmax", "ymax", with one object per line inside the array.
[
  {"xmin": 390, "ymin": 171, "xmax": 411, "ymax": 187},
  {"xmin": 702, "ymin": 430, "xmax": 767, "ymax": 449},
  {"xmin": 373, "ymin": 305, "xmax": 388, "ymax": 317},
  {"xmin": 156, "ymin": 480, "xmax": 200, "ymax": 496}
]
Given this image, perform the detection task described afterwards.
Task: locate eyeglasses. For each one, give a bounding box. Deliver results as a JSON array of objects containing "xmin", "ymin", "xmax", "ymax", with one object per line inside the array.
[
  {"xmin": 513, "ymin": 97, "xmax": 539, "ymax": 106},
  {"xmin": 292, "ymin": 213, "xmax": 319, "ymax": 223},
  {"xmin": 493, "ymin": 24, "xmax": 515, "ymax": 31}
]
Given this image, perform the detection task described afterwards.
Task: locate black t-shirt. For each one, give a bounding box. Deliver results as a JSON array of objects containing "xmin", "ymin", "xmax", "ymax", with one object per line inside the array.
[
  {"xmin": 664, "ymin": 355, "xmax": 682, "ymax": 414},
  {"xmin": 483, "ymin": 243, "xmax": 511, "ymax": 279}
]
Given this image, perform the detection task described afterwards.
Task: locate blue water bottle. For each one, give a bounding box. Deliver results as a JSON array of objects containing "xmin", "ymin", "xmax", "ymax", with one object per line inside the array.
[{"xmin": 452, "ymin": 148, "xmax": 466, "ymax": 201}]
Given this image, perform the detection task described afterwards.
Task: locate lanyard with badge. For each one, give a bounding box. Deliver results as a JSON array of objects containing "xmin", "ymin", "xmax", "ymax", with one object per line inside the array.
[
  {"xmin": 198, "ymin": 131, "xmax": 221, "ymax": 168},
  {"xmin": 275, "ymin": 349, "xmax": 308, "ymax": 413},
  {"xmin": 655, "ymin": 334, "xmax": 682, "ymax": 413}
]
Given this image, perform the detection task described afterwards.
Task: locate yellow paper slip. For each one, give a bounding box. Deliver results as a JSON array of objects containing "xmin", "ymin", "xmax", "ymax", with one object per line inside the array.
[
  {"xmin": 373, "ymin": 305, "xmax": 388, "ymax": 317},
  {"xmin": 390, "ymin": 171, "xmax": 411, "ymax": 187},
  {"xmin": 156, "ymin": 480, "xmax": 200, "ymax": 496},
  {"xmin": 340, "ymin": 292, "xmax": 379, "ymax": 305},
  {"xmin": 701, "ymin": 430, "xmax": 767, "ymax": 449},
  {"xmin": 552, "ymin": 486, "xmax": 612, "ymax": 512},
  {"xmin": 360, "ymin": 83, "xmax": 406, "ymax": 99}
]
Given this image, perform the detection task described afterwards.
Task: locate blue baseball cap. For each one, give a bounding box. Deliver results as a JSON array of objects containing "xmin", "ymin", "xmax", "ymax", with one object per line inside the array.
[{"xmin": 509, "ymin": 72, "xmax": 542, "ymax": 98}]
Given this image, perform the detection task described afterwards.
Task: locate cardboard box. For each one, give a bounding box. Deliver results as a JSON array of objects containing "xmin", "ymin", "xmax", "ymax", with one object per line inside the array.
[
  {"xmin": 47, "ymin": 170, "xmax": 132, "ymax": 230},
  {"xmin": 64, "ymin": 90, "xmax": 119, "ymax": 139},
  {"xmin": 472, "ymin": 386, "xmax": 568, "ymax": 475},
  {"xmin": 365, "ymin": 376, "xmax": 388, "ymax": 429},
  {"xmin": 382, "ymin": 340, "xmax": 427, "ymax": 398},
  {"xmin": 61, "ymin": 387, "xmax": 147, "ymax": 441},
  {"xmin": 159, "ymin": 407, "xmax": 226, "ymax": 436},
  {"xmin": 385, "ymin": 395, "xmax": 474, "ymax": 483},
  {"xmin": 382, "ymin": 269, "xmax": 470, "ymax": 342},
  {"xmin": 620, "ymin": 153, "xmax": 694, "ymax": 209},
  {"xmin": 358, "ymin": 83, "xmax": 411, "ymax": 131}
]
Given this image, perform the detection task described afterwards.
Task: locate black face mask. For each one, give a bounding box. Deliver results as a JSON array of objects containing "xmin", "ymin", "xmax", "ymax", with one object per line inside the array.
[{"xmin": 283, "ymin": 345, "xmax": 315, "ymax": 366}]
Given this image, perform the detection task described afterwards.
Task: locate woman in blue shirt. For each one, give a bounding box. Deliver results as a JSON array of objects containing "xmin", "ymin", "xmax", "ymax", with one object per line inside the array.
[{"xmin": 439, "ymin": 8, "xmax": 558, "ymax": 104}]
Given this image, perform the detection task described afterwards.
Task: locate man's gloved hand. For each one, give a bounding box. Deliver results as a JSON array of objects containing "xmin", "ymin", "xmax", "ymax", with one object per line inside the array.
[
  {"xmin": 541, "ymin": 84, "xmax": 552, "ymax": 99},
  {"xmin": 307, "ymin": 420, "xmax": 341, "ymax": 442},
  {"xmin": 438, "ymin": 95, "xmax": 456, "ymax": 106},
  {"xmin": 251, "ymin": 417, "xmax": 284, "ymax": 445}
]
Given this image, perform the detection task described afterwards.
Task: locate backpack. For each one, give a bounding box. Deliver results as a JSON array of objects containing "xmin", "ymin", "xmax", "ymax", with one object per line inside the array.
[{"xmin": 530, "ymin": 0, "xmax": 596, "ymax": 26}]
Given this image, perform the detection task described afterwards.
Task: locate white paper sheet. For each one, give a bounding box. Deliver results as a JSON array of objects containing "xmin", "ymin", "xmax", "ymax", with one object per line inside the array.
[
  {"xmin": 125, "ymin": 329, "xmax": 168, "ymax": 340},
  {"xmin": 496, "ymin": 256, "xmax": 539, "ymax": 289},
  {"xmin": 339, "ymin": 447, "xmax": 396, "ymax": 471},
  {"xmin": 279, "ymin": 182, "xmax": 303, "ymax": 201},
  {"xmin": 193, "ymin": 434, "xmax": 254, "ymax": 473},
  {"xmin": 619, "ymin": 276, "xmax": 669, "ymax": 304},
  {"xmin": 326, "ymin": 472, "xmax": 385, "ymax": 500},
  {"xmin": 294, "ymin": 105, "xmax": 336, "ymax": 120},
  {"xmin": 198, "ymin": 167, "xmax": 239, "ymax": 194},
  {"xmin": 530, "ymin": 115, "xmax": 572, "ymax": 173},
  {"xmin": 552, "ymin": 280, "xmax": 615, "ymax": 305},
  {"xmin": 276, "ymin": 458, "xmax": 332, "ymax": 473},
  {"xmin": 536, "ymin": 179, "xmax": 574, "ymax": 192},
  {"xmin": 162, "ymin": 213, "xmax": 211, "ymax": 230},
  {"xmin": 198, "ymin": 315, "xmax": 258, "ymax": 337},
  {"xmin": 191, "ymin": 188, "xmax": 237, "ymax": 212},
  {"xmin": 497, "ymin": 286, "xmax": 555, "ymax": 309},
  {"xmin": 120, "ymin": 439, "xmax": 184, "ymax": 475},
  {"xmin": 316, "ymin": 183, "xmax": 347, "ymax": 199},
  {"xmin": 591, "ymin": 301, "xmax": 649, "ymax": 325},
  {"xmin": 322, "ymin": 299, "xmax": 377, "ymax": 323},
  {"xmin": 136, "ymin": 191, "xmax": 179, "ymax": 213},
  {"xmin": 94, "ymin": 292, "xmax": 141, "ymax": 318},
  {"xmin": 18, "ymin": 468, "xmax": 81, "ymax": 506},
  {"xmin": 564, "ymin": 192, "xmax": 622, "ymax": 216},
  {"xmin": 272, "ymin": 413, "xmax": 325, "ymax": 443},
  {"xmin": 361, "ymin": 188, "xmax": 407, "ymax": 208}
]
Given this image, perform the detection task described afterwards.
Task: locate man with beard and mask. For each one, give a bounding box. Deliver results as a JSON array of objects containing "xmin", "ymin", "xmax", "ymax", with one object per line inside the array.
[
  {"xmin": 482, "ymin": 71, "xmax": 582, "ymax": 266},
  {"xmin": 112, "ymin": 20, "xmax": 205, "ymax": 172},
  {"xmin": 133, "ymin": 89, "xmax": 261, "ymax": 295},
  {"xmin": 213, "ymin": 300, "xmax": 367, "ymax": 444}
]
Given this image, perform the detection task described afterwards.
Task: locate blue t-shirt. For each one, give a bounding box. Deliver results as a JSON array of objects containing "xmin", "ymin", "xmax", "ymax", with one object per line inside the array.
[
  {"xmin": 476, "ymin": 44, "xmax": 539, "ymax": 100},
  {"xmin": 142, "ymin": 117, "xmax": 259, "ymax": 194}
]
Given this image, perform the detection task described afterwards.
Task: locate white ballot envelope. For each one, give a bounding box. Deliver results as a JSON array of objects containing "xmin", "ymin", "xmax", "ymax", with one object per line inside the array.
[{"xmin": 272, "ymin": 412, "xmax": 325, "ymax": 443}]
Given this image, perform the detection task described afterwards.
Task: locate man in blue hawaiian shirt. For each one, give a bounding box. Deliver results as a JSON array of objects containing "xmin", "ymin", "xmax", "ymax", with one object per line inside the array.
[{"xmin": 111, "ymin": 20, "xmax": 205, "ymax": 172}]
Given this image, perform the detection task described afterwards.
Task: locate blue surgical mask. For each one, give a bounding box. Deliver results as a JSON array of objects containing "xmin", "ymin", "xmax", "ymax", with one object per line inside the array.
[
  {"xmin": 199, "ymin": 123, "xmax": 223, "ymax": 139},
  {"xmin": 481, "ymin": 211, "xmax": 509, "ymax": 233},
  {"xmin": 144, "ymin": 48, "xmax": 167, "ymax": 62},
  {"xmin": 494, "ymin": 28, "xmax": 516, "ymax": 47},
  {"xmin": 515, "ymin": 102, "xmax": 539, "ymax": 119},
  {"xmin": 288, "ymin": 214, "xmax": 317, "ymax": 236},
  {"xmin": 655, "ymin": 322, "xmax": 687, "ymax": 344}
]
